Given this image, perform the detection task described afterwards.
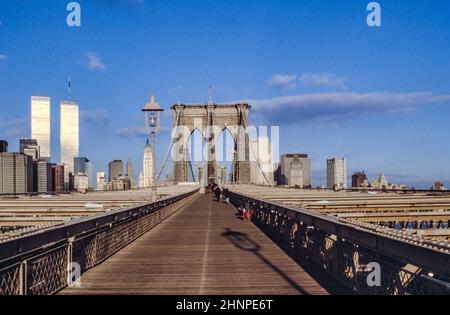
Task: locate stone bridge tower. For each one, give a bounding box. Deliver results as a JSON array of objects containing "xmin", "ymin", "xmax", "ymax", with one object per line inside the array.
[{"xmin": 171, "ymin": 103, "xmax": 251, "ymax": 184}]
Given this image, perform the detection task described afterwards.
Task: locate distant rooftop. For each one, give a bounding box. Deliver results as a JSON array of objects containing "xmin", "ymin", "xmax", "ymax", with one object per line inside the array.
[{"xmin": 171, "ymin": 103, "xmax": 250, "ymax": 109}]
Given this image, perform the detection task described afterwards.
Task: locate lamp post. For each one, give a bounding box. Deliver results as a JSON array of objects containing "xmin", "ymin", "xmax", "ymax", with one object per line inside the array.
[{"xmin": 141, "ymin": 95, "xmax": 164, "ymax": 202}]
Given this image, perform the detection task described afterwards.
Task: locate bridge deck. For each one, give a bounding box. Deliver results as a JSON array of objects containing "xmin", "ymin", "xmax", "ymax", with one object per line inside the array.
[{"xmin": 60, "ymin": 194, "xmax": 334, "ymax": 295}]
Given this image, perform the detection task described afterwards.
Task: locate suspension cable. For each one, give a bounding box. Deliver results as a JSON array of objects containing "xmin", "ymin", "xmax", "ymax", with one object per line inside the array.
[
  {"xmin": 241, "ymin": 115, "xmax": 272, "ymax": 186},
  {"xmin": 155, "ymin": 108, "xmax": 181, "ymax": 181}
]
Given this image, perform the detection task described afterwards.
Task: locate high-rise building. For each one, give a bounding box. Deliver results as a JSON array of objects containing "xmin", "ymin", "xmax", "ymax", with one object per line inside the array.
[
  {"xmin": 138, "ymin": 172, "xmax": 143, "ymax": 189},
  {"xmin": 250, "ymin": 137, "xmax": 275, "ymax": 186},
  {"xmin": 277, "ymin": 154, "xmax": 312, "ymax": 188},
  {"xmin": 108, "ymin": 160, "xmax": 123, "ymax": 181},
  {"xmin": 126, "ymin": 159, "xmax": 135, "ymax": 189},
  {"xmin": 52, "ymin": 164, "xmax": 65, "ymax": 193},
  {"xmin": 352, "ymin": 171, "xmax": 368, "ymax": 188},
  {"xmin": 62, "ymin": 163, "xmax": 70, "ymax": 191},
  {"xmin": 96, "ymin": 171, "xmax": 106, "ymax": 191},
  {"xmin": 74, "ymin": 157, "xmax": 88, "ymax": 174},
  {"xmin": 140, "ymin": 139, "xmax": 154, "ymax": 188},
  {"xmin": 20, "ymin": 138, "xmax": 40, "ymax": 160},
  {"xmin": 33, "ymin": 160, "xmax": 52, "ymax": 193},
  {"xmin": 0, "ymin": 153, "xmax": 33, "ymax": 194},
  {"xmin": 74, "ymin": 157, "xmax": 94, "ymax": 189},
  {"xmin": 60, "ymin": 101, "xmax": 79, "ymax": 174},
  {"xmin": 74, "ymin": 173, "xmax": 89, "ymax": 193},
  {"xmin": 327, "ymin": 158, "xmax": 347, "ymax": 189},
  {"xmin": 0, "ymin": 140, "xmax": 8, "ymax": 153},
  {"xmin": 85, "ymin": 160, "xmax": 94, "ymax": 189},
  {"xmin": 31, "ymin": 96, "xmax": 51, "ymax": 162},
  {"xmin": 69, "ymin": 173, "xmax": 75, "ymax": 191}
]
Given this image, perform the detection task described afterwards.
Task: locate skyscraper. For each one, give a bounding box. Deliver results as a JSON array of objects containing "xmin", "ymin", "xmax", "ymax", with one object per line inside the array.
[
  {"xmin": 85, "ymin": 160, "xmax": 94, "ymax": 189},
  {"xmin": 140, "ymin": 139, "xmax": 154, "ymax": 188},
  {"xmin": 327, "ymin": 158, "xmax": 347, "ymax": 189},
  {"xmin": 96, "ymin": 171, "xmax": 106, "ymax": 191},
  {"xmin": 108, "ymin": 160, "xmax": 123, "ymax": 181},
  {"xmin": 126, "ymin": 159, "xmax": 135, "ymax": 189},
  {"xmin": 31, "ymin": 96, "xmax": 51, "ymax": 161},
  {"xmin": 74, "ymin": 173, "xmax": 89, "ymax": 193},
  {"xmin": 0, "ymin": 140, "xmax": 8, "ymax": 153},
  {"xmin": 277, "ymin": 154, "xmax": 312, "ymax": 188},
  {"xmin": 74, "ymin": 157, "xmax": 94, "ymax": 189},
  {"xmin": 62, "ymin": 163, "xmax": 70, "ymax": 191},
  {"xmin": 60, "ymin": 101, "xmax": 79, "ymax": 173},
  {"xmin": 52, "ymin": 164, "xmax": 66, "ymax": 193},
  {"xmin": 0, "ymin": 153, "xmax": 33, "ymax": 194},
  {"xmin": 74, "ymin": 157, "xmax": 88, "ymax": 174},
  {"xmin": 33, "ymin": 160, "xmax": 52, "ymax": 193},
  {"xmin": 20, "ymin": 138, "xmax": 40, "ymax": 160},
  {"xmin": 352, "ymin": 171, "xmax": 367, "ymax": 188}
]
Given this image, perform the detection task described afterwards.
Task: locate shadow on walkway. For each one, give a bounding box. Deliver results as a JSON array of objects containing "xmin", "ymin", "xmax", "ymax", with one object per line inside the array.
[
  {"xmin": 222, "ymin": 228, "xmax": 310, "ymax": 295},
  {"xmin": 252, "ymin": 224, "xmax": 354, "ymax": 295}
]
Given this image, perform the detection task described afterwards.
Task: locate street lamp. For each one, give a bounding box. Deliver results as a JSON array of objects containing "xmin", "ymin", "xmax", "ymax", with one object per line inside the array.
[{"xmin": 141, "ymin": 95, "xmax": 164, "ymax": 202}]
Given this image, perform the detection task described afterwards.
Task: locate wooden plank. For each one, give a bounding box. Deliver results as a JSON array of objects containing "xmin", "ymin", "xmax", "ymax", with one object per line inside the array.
[{"xmin": 60, "ymin": 194, "xmax": 333, "ymax": 295}]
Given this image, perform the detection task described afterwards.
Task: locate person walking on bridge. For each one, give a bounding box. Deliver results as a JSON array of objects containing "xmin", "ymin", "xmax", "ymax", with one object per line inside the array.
[{"xmin": 211, "ymin": 182, "xmax": 221, "ymax": 201}]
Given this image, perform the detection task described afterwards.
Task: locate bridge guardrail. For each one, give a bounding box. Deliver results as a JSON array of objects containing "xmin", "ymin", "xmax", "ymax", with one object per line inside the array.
[
  {"xmin": 0, "ymin": 189, "xmax": 199, "ymax": 295},
  {"xmin": 226, "ymin": 190, "xmax": 450, "ymax": 295}
]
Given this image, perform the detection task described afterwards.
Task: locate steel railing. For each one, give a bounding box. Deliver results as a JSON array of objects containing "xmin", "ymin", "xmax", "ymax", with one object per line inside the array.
[
  {"xmin": 0, "ymin": 189, "xmax": 199, "ymax": 295},
  {"xmin": 226, "ymin": 190, "xmax": 450, "ymax": 295}
]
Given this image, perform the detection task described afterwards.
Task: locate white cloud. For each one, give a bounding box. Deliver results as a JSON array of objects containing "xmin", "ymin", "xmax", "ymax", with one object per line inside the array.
[
  {"xmin": 85, "ymin": 52, "xmax": 107, "ymax": 71},
  {"xmin": 299, "ymin": 73, "xmax": 347, "ymax": 89},
  {"xmin": 268, "ymin": 72, "xmax": 348, "ymax": 90},
  {"xmin": 0, "ymin": 54, "xmax": 8, "ymax": 66},
  {"xmin": 268, "ymin": 74, "xmax": 298, "ymax": 89},
  {"xmin": 116, "ymin": 126, "xmax": 148, "ymax": 138},
  {"xmin": 80, "ymin": 109, "xmax": 109, "ymax": 124},
  {"xmin": 116, "ymin": 125, "xmax": 170, "ymax": 138},
  {"xmin": 245, "ymin": 92, "xmax": 450, "ymax": 126}
]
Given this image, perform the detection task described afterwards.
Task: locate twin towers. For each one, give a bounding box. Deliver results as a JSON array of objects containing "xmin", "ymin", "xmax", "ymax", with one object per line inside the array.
[{"xmin": 31, "ymin": 96, "xmax": 79, "ymax": 173}]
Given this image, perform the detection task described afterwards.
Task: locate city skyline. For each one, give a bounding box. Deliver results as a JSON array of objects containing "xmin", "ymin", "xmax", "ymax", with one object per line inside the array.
[
  {"xmin": 1, "ymin": 1, "xmax": 450, "ymax": 298},
  {"xmin": 1, "ymin": 1, "xmax": 450, "ymax": 187}
]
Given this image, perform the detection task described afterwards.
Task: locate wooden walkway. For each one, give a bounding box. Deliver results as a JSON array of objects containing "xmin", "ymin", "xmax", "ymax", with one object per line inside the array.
[{"xmin": 61, "ymin": 194, "xmax": 332, "ymax": 295}]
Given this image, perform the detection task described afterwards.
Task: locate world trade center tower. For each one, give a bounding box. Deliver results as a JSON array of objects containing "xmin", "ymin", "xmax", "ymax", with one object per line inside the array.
[
  {"xmin": 60, "ymin": 100, "xmax": 79, "ymax": 174},
  {"xmin": 31, "ymin": 96, "xmax": 51, "ymax": 162}
]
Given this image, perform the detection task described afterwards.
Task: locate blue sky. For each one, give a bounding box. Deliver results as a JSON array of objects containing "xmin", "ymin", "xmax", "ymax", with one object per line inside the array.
[{"xmin": 1, "ymin": 0, "xmax": 450, "ymax": 188}]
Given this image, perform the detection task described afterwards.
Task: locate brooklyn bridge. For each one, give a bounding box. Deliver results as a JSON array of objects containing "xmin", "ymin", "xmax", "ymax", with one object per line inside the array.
[{"xmin": 0, "ymin": 104, "xmax": 449, "ymax": 295}]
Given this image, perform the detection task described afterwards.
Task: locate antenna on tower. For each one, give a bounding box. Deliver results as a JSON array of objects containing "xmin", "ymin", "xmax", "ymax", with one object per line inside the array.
[
  {"xmin": 208, "ymin": 85, "xmax": 213, "ymax": 105},
  {"xmin": 68, "ymin": 75, "xmax": 72, "ymax": 100}
]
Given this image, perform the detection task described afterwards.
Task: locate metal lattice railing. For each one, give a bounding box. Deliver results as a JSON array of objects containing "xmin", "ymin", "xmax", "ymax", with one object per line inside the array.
[
  {"xmin": 0, "ymin": 189, "xmax": 198, "ymax": 295},
  {"xmin": 26, "ymin": 245, "xmax": 69, "ymax": 295},
  {"xmin": 227, "ymin": 190, "xmax": 450, "ymax": 295},
  {"xmin": 0, "ymin": 263, "xmax": 21, "ymax": 295}
]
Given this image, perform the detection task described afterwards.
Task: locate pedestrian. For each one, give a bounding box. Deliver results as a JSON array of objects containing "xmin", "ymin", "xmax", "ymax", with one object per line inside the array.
[
  {"xmin": 223, "ymin": 188, "xmax": 230, "ymax": 203},
  {"xmin": 210, "ymin": 182, "xmax": 216, "ymax": 198},
  {"xmin": 214, "ymin": 185, "xmax": 222, "ymax": 201}
]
